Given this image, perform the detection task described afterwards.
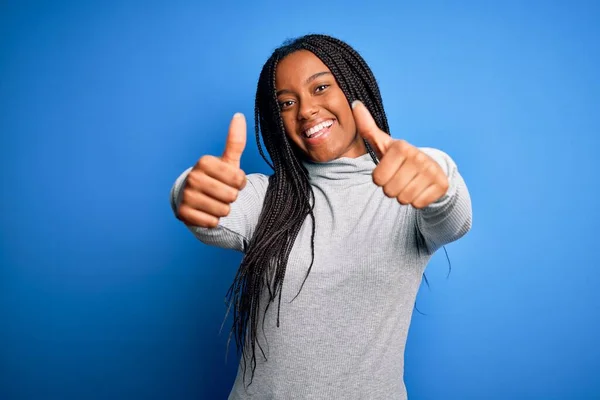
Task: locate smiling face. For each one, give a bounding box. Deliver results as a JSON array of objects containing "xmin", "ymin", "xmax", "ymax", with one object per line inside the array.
[{"xmin": 275, "ymin": 50, "xmax": 366, "ymax": 163}]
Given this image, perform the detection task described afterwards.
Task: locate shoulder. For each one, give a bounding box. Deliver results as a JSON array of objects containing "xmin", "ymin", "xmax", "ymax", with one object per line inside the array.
[
  {"xmin": 244, "ymin": 173, "xmax": 271, "ymax": 197},
  {"xmin": 417, "ymin": 146, "xmax": 453, "ymax": 161},
  {"xmin": 246, "ymin": 173, "xmax": 270, "ymax": 186},
  {"xmin": 417, "ymin": 147, "xmax": 457, "ymax": 176}
]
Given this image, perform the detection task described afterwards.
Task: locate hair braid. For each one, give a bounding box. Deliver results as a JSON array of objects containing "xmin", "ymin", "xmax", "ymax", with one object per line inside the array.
[{"xmin": 224, "ymin": 34, "xmax": 392, "ymax": 387}]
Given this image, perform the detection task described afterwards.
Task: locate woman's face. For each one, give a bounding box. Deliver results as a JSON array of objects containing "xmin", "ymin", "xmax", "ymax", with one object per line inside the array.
[{"xmin": 275, "ymin": 50, "xmax": 366, "ymax": 163}]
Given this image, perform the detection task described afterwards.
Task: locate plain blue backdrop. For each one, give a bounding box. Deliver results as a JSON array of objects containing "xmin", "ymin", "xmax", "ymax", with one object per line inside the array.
[{"xmin": 1, "ymin": 0, "xmax": 599, "ymax": 399}]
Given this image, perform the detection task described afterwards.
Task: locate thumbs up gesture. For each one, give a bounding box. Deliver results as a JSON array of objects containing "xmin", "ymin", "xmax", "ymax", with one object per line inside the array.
[
  {"xmin": 352, "ymin": 101, "xmax": 449, "ymax": 209},
  {"xmin": 178, "ymin": 113, "xmax": 248, "ymax": 228}
]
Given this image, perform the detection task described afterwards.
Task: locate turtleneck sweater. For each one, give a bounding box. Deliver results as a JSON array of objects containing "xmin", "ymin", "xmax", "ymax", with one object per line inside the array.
[{"xmin": 170, "ymin": 148, "xmax": 472, "ymax": 400}]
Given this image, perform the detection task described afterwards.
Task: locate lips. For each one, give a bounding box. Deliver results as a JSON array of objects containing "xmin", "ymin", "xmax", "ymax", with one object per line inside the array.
[
  {"xmin": 303, "ymin": 119, "xmax": 334, "ymax": 138},
  {"xmin": 302, "ymin": 119, "xmax": 335, "ymax": 145}
]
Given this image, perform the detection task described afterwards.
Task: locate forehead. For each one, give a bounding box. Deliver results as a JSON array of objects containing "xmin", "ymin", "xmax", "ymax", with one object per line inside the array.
[{"xmin": 275, "ymin": 50, "xmax": 331, "ymax": 89}]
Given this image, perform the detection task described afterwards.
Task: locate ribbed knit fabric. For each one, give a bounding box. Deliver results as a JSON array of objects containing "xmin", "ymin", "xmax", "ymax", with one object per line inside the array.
[{"xmin": 170, "ymin": 148, "xmax": 472, "ymax": 400}]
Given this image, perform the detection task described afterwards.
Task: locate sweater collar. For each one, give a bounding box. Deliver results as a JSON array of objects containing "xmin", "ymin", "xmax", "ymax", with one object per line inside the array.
[{"xmin": 302, "ymin": 153, "xmax": 376, "ymax": 182}]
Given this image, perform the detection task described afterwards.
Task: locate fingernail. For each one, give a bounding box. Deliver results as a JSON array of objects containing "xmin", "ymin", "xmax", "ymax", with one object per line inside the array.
[
  {"xmin": 351, "ymin": 100, "xmax": 362, "ymax": 109},
  {"xmin": 233, "ymin": 112, "xmax": 243, "ymax": 119}
]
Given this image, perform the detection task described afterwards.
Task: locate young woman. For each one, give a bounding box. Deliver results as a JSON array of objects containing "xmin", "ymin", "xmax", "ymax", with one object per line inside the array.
[{"xmin": 170, "ymin": 34, "xmax": 472, "ymax": 400}]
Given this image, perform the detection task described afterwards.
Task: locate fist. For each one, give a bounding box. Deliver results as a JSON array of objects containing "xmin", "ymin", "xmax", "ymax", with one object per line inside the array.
[
  {"xmin": 352, "ymin": 101, "xmax": 449, "ymax": 209},
  {"xmin": 177, "ymin": 113, "xmax": 248, "ymax": 228}
]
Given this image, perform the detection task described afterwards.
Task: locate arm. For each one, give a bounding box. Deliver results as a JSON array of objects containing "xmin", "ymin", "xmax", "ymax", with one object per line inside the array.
[
  {"xmin": 170, "ymin": 168, "xmax": 270, "ymax": 253},
  {"xmin": 350, "ymin": 100, "xmax": 471, "ymax": 253},
  {"xmin": 415, "ymin": 147, "xmax": 472, "ymax": 253}
]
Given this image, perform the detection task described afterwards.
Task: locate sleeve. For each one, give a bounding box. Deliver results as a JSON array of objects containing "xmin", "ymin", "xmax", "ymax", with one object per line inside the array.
[
  {"xmin": 169, "ymin": 168, "xmax": 270, "ymax": 253},
  {"xmin": 415, "ymin": 147, "xmax": 473, "ymax": 254}
]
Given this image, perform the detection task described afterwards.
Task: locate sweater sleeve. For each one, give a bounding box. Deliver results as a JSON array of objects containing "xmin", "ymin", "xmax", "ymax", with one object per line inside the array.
[
  {"xmin": 415, "ymin": 147, "xmax": 473, "ymax": 254},
  {"xmin": 170, "ymin": 168, "xmax": 270, "ymax": 253}
]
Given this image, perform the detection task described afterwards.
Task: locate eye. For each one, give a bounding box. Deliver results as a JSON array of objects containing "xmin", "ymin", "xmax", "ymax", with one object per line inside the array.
[
  {"xmin": 315, "ymin": 84, "xmax": 330, "ymax": 93},
  {"xmin": 279, "ymin": 100, "xmax": 295, "ymax": 109}
]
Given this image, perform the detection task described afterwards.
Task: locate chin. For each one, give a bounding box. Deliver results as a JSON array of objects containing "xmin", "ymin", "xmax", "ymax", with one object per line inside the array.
[
  {"xmin": 309, "ymin": 153, "xmax": 341, "ymax": 163},
  {"xmin": 307, "ymin": 147, "xmax": 339, "ymax": 161},
  {"xmin": 294, "ymin": 142, "xmax": 349, "ymax": 163}
]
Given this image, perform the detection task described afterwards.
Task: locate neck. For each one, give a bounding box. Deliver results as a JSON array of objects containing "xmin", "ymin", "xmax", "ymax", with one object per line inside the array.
[{"xmin": 302, "ymin": 152, "xmax": 375, "ymax": 182}]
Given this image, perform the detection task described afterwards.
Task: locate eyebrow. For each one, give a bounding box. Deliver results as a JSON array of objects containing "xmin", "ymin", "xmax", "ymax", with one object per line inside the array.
[{"xmin": 276, "ymin": 71, "xmax": 332, "ymax": 96}]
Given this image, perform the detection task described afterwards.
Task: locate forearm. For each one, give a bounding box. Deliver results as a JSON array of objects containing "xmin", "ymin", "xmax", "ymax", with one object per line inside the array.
[
  {"xmin": 416, "ymin": 148, "xmax": 473, "ymax": 253},
  {"xmin": 170, "ymin": 169, "xmax": 268, "ymax": 252},
  {"xmin": 170, "ymin": 167, "xmax": 193, "ymax": 217}
]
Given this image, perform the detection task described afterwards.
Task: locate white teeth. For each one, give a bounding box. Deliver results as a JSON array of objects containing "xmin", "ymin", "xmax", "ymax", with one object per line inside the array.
[{"xmin": 304, "ymin": 120, "xmax": 333, "ymax": 137}]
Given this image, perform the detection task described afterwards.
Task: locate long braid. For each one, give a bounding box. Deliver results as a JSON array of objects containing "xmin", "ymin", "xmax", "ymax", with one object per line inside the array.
[{"xmin": 224, "ymin": 34, "xmax": 393, "ymax": 387}]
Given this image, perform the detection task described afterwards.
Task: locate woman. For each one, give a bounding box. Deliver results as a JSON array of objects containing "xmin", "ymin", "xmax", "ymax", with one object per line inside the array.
[{"xmin": 170, "ymin": 34, "xmax": 472, "ymax": 400}]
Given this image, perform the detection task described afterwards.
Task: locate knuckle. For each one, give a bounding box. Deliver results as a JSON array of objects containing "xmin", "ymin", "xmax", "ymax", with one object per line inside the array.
[
  {"xmin": 186, "ymin": 170, "xmax": 204, "ymax": 188},
  {"xmin": 397, "ymin": 194, "xmax": 409, "ymax": 205},
  {"xmin": 440, "ymin": 179, "xmax": 450, "ymax": 192},
  {"xmin": 194, "ymin": 173, "xmax": 212, "ymax": 192},
  {"xmin": 388, "ymin": 141, "xmax": 401, "ymax": 152},
  {"xmin": 177, "ymin": 204, "xmax": 189, "ymax": 220},
  {"xmin": 208, "ymin": 218, "xmax": 219, "ymax": 228},
  {"xmin": 414, "ymin": 152, "xmax": 427, "ymax": 164},
  {"xmin": 180, "ymin": 190, "xmax": 193, "ymax": 206},
  {"xmin": 372, "ymin": 169, "xmax": 385, "ymax": 186},
  {"xmin": 184, "ymin": 186, "xmax": 202, "ymax": 204},
  {"xmin": 424, "ymin": 162, "xmax": 438, "ymax": 175},
  {"xmin": 372, "ymin": 174, "xmax": 382, "ymax": 187},
  {"xmin": 215, "ymin": 203, "xmax": 230, "ymax": 217},
  {"xmin": 235, "ymin": 172, "xmax": 246, "ymax": 188},
  {"xmin": 197, "ymin": 155, "xmax": 214, "ymax": 171},
  {"xmin": 382, "ymin": 185, "xmax": 396, "ymax": 198},
  {"xmin": 229, "ymin": 189, "xmax": 239, "ymax": 203},
  {"xmin": 397, "ymin": 139, "xmax": 410, "ymax": 151},
  {"xmin": 403, "ymin": 187, "xmax": 416, "ymax": 199},
  {"xmin": 222, "ymin": 204, "xmax": 231, "ymax": 217},
  {"xmin": 412, "ymin": 200, "xmax": 425, "ymax": 209},
  {"xmin": 202, "ymin": 218, "xmax": 219, "ymax": 229}
]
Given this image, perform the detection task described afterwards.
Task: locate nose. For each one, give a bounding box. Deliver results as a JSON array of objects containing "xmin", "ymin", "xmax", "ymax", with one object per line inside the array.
[{"xmin": 297, "ymin": 98, "xmax": 319, "ymax": 121}]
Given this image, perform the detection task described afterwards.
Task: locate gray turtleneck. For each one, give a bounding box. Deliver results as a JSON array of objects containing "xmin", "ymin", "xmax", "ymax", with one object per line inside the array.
[{"xmin": 170, "ymin": 148, "xmax": 472, "ymax": 400}]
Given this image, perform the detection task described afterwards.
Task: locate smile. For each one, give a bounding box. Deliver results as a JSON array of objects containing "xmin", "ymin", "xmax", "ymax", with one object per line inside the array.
[
  {"xmin": 302, "ymin": 119, "xmax": 335, "ymax": 144},
  {"xmin": 304, "ymin": 119, "xmax": 334, "ymax": 138}
]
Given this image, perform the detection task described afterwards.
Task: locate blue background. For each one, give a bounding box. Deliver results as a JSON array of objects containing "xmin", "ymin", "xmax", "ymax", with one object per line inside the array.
[{"xmin": 1, "ymin": 0, "xmax": 599, "ymax": 399}]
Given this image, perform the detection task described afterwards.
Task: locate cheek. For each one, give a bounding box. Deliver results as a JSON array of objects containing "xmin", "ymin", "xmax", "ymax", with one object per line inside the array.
[
  {"xmin": 333, "ymin": 100, "xmax": 355, "ymax": 134},
  {"xmin": 344, "ymin": 109, "xmax": 356, "ymax": 134},
  {"xmin": 282, "ymin": 115, "xmax": 303, "ymax": 146}
]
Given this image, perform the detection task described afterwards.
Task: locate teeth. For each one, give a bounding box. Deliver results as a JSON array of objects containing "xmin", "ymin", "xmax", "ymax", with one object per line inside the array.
[{"xmin": 305, "ymin": 120, "xmax": 333, "ymax": 137}]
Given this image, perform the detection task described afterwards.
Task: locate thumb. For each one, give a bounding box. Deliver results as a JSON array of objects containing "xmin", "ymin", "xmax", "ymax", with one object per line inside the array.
[
  {"xmin": 222, "ymin": 113, "xmax": 247, "ymax": 167},
  {"xmin": 352, "ymin": 100, "xmax": 393, "ymax": 158}
]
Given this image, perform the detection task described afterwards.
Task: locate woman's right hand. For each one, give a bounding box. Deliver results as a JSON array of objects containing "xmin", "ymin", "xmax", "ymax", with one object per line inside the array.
[{"xmin": 177, "ymin": 113, "xmax": 248, "ymax": 228}]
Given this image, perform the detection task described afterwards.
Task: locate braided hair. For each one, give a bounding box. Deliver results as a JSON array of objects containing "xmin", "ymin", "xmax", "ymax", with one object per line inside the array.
[{"xmin": 224, "ymin": 34, "xmax": 391, "ymax": 386}]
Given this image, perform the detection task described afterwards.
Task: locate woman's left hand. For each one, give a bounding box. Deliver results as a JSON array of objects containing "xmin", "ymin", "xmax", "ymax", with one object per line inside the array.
[{"xmin": 352, "ymin": 100, "xmax": 449, "ymax": 209}]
